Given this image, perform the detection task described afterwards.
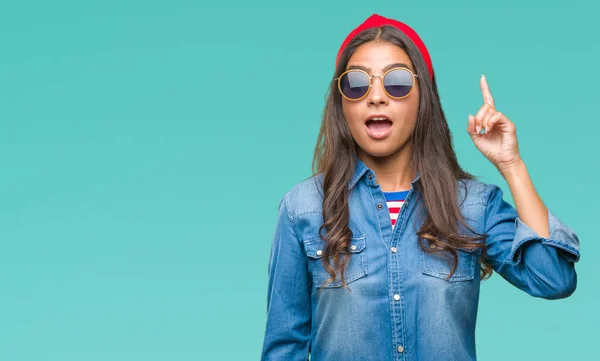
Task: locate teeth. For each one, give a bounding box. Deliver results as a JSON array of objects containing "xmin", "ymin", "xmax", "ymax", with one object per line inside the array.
[{"xmin": 368, "ymin": 117, "xmax": 389, "ymax": 121}]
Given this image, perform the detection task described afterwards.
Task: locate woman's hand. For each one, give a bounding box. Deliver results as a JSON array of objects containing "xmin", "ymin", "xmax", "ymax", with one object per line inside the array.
[{"xmin": 467, "ymin": 74, "xmax": 523, "ymax": 172}]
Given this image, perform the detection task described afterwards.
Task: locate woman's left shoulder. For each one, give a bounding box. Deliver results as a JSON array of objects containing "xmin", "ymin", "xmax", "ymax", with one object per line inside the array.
[{"xmin": 457, "ymin": 178, "xmax": 499, "ymax": 207}]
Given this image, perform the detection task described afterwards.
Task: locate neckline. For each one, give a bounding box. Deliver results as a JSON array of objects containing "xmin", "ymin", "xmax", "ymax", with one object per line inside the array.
[{"xmin": 383, "ymin": 190, "xmax": 410, "ymax": 194}]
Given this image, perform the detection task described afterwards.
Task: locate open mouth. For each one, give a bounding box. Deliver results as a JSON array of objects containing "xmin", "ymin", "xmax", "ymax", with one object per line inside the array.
[{"xmin": 365, "ymin": 116, "xmax": 393, "ymax": 139}]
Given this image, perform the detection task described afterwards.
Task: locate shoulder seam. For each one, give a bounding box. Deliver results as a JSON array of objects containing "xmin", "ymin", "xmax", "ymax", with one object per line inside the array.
[
  {"xmin": 280, "ymin": 193, "xmax": 303, "ymax": 245},
  {"xmin": 459, "ymin": 179, "xmax": 489, "ymax": 207}
]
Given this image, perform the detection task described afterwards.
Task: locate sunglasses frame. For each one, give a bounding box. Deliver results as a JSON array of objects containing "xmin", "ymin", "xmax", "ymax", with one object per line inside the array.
[{"xmin": 335, "ymin": 67, "xmax": 419, "ymax": 101}]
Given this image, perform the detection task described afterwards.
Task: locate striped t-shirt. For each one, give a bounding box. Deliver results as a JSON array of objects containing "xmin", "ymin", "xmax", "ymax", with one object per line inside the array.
[{"xmin": 383, "ymin": 190, "xmax": 409, "ymax": 229}]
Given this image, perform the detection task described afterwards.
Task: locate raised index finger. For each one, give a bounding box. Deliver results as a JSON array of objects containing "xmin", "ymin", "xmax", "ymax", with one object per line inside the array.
[{"xmin": 480, "ymin": 74, "xmax": 495, "ymax": 107}]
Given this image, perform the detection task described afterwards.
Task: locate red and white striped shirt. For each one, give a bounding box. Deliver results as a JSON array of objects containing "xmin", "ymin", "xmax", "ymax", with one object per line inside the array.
[{"xmin": 383, "ymin": 190, "xmax": 409, "ymax": 229}]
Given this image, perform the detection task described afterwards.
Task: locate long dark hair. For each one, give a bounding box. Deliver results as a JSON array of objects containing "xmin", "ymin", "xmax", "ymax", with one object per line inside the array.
[{"xmin": 311, "ymin": 25, "xmax": 493, "ymax": 290}]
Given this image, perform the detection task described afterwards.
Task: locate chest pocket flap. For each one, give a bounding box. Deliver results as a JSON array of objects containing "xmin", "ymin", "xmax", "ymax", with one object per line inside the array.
[{"xmin": 303, "ymin": 234, "xmax": 368, "ymax": 288}]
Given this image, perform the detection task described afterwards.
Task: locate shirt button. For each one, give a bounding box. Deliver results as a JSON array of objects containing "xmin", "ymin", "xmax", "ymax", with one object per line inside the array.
[
  {"xmin": 429, "ymin": 244, "xmax": 436, "ymax": 249},
  {"xmin": 368, "ymin": 174, "xmax": 373, "ymax": 180},
  {"xmin": 377, "ymin": 203, "xmax": 383, "ymax": 210},
  {"xmin": 393, "ymin": 294, "xmax": 400, "ymax": 301},
  {"xmin": 397, "ymin": 345, "xmax": 405, "ymax": 353},
  {"xmin": 350, "ymin": 245, "xmax": 357, "ymax": 251},
  {"xmin": 316, "ymin": 250, "xmax": 323, "ymax": 256},
  {"xmin": 391, "ymin": 247, "xmax": 397, "ymax": 253}
]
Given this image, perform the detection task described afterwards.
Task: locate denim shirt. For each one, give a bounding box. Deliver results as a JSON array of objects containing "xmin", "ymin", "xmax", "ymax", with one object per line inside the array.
[{"xmin": 260, "ymin": 157, "xmax": 580, "ymax": 361}]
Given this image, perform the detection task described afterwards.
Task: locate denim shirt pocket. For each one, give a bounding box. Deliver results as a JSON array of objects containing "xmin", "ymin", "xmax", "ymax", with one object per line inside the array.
[
  {"xmin": 420, "ymin": 245, "xmax": 478, "ymax": 282},
  {"xmin": 303, "ymin": 234, "xmax": 368, "ymax": 288}
]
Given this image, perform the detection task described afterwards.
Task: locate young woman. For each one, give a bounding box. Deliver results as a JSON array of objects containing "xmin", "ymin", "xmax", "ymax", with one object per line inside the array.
[{"xmin": 260, "ymin": 13, "xmax": 580, "ymax": 361}]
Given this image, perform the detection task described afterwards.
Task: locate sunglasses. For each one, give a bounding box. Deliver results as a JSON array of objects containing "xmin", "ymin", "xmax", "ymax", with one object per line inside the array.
[{"xmin": 335, "ymin": 67, "xmax": 419, "ymax": 101}]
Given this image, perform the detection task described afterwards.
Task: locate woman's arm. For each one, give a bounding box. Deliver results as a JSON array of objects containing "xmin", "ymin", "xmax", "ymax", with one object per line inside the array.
[
  {"xmin": 498, "ymin": 158, "xmax": 548, "ymax": 237},
  {"xmin": 467, "ymin": 74, "xmax": 580, "ymax": 299},
  {"xmin": 482, "ymin": 181, "xmax": 580, "ymax": 299},
  {"xmin": 260, "ymin": 194, "xmax": 311, "ymax": 361}
]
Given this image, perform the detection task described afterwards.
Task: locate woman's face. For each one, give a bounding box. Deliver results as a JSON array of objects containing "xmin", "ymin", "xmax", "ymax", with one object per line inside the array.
[{"xmin": 341, "ymin": 41, "xmax": 420, "ymax": 159}]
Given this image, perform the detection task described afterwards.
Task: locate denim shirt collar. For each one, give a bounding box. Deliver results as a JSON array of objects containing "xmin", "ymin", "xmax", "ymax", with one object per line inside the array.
[{"xmin": 347, "ymin": 156, "xmax": 421, "ymax": 190}]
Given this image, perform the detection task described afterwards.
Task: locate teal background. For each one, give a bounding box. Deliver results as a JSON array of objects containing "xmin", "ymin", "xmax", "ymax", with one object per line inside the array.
[{"xmin": 1, "ymin": 1, "xmax": 597, "ymax": 360}]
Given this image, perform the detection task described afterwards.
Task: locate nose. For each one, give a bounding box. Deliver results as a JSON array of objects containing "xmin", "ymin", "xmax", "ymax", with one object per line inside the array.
[{"xmin": 367, "ymin": 75, "xmax": 389, "ymax": 106}]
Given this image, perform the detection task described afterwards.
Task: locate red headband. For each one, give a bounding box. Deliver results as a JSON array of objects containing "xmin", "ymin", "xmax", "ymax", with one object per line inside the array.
[{"xmin": 336, "ymin": 14, "xmax": 434, "ymax": 80}]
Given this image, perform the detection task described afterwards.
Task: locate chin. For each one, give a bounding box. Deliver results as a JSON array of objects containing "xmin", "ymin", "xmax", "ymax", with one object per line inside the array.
[
  {"xmin": 358, "ymin": 145, "xmax": 396, "ymax": 158},
  {"xmin": 357, "ymin": 139, "xmax": 410, "ymax": 159}
]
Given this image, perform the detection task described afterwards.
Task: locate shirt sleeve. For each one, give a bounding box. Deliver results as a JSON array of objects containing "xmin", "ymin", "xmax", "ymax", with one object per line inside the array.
[
  {"xmin": 482, "ymin": 183, "xmax": 580, "ymax": 299},
  {"xmin": 260, "ymin": 194, "xmax": 311, "ymax": 361}
]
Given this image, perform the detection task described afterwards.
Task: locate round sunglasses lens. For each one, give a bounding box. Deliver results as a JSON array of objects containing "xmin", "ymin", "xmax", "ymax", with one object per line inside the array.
[
  {"xmin": 384, "ymin": 69, "xmax": 414, "ymax": 98},
  {"xmin": 339, "ymin": 71, "xmax": 369, "ymax": 99}
]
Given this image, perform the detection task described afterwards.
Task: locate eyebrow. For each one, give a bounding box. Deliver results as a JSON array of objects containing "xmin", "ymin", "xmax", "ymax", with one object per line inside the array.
[{"xmin": 347, "ymin": 62, "xmax": 412, "ymax": 73}]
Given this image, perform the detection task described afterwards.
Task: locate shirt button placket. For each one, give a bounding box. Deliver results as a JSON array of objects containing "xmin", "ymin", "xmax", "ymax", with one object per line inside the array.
[{"xmin": 389, "ymin": 192, "xmax": 411, "ymax": 361}]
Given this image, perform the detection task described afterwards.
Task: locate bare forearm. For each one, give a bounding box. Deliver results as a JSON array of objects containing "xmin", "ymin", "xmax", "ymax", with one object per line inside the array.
[{"xmin": 498, "ymin": 159, "xmax": 550, "ymax": 238}]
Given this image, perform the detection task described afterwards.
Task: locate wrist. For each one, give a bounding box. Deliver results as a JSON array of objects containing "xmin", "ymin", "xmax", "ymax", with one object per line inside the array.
[{"xmin": 497, "ymin": 157, "xmax": 526, "ymax": 179}]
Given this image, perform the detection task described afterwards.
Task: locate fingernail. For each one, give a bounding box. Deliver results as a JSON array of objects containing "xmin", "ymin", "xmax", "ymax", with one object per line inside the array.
[
  {"xmin": 476, "ymin": 125, "xmax": 481, "ymax": 133},
  {"xmin": 481, "ymin": 74, "xmax": 485, "ymax": 78}
]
